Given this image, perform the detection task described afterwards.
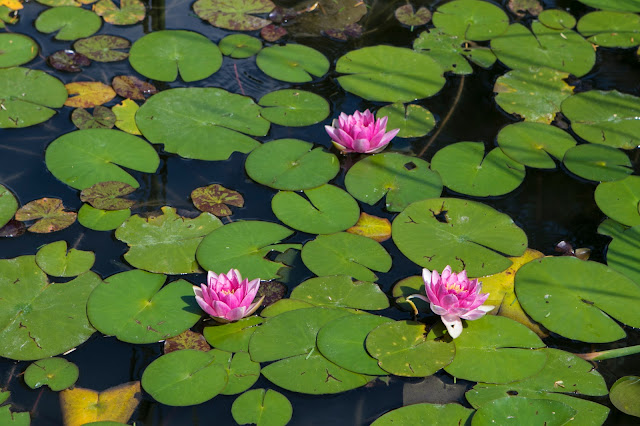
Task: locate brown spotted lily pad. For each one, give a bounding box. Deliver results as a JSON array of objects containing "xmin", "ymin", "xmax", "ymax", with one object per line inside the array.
[
  {"xmin": 395, "ymin": 4, "xmax": 432, "ymax": 27},
  {"xmin": 111, "ymin": 75, "xmax": 157, "ymax": 100},
  {"xmin": 260, "ymin": 24, "xmax": 287, "ymax": 42},
  {"xmin": 508, "ymin": 0, "xmax": 542, "ymax": 17},
  {"xmin": 15, "ymin": 198, "xmax": 76, "ymax": 233},
  {"xmin": 71, "ymin": 106, "xmax": 116, "ymax": 129},
  {"xmin": 64, "ymin": 82, "xmax": 116, "ymax": 108},
  {"xmin": 74, "ymin": 35, "xmax": 130, "ymax": 62},
  {"xmin": 346, "ymin": 212, "xmax": 391, "ymax": 243},
  {"xmin": 47, "ymin": 50, "xmax": 91, "ymax": 72},
  {"xmin": 93, "ymin": 0, "xmax": 145, "ymax": 25},
  {"xmin": 256, "ymin": 281, "xmax": 287, "ymax": 307},
  {"xmin": 191, "ymin": 184, "xmax": 244, "ymax": 217},
  {"xmin": 80, "ymin": 181, "xmax": 136, "ymax": 210},
  {"xmin": 164, "ymin": 330, "xmax": 211, "ymax": 354},
  {"xmin": 193, "ymin": 0, "xmax": 275, "ymax": 31}
]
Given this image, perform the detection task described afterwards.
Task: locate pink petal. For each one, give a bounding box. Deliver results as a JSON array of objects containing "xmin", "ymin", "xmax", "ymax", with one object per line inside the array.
[
  {"xmin": 422, "ymin": 268, "xmax": 432, "ymax": 287},
  {"xmin": 430, "ymin": 303, "xmax": 449, "ymax": 316},
  {"xmin": 439, "ymin": 294, "xmax": 460, "ymax": 312},
  {"xmin": 441, "ymin": 315, "xmax": 463, "ymax": 338},
  {"xmin": 224, "ymin": 306, "xmax": 248, "ymax": 321},
  {"xmin": 460, "ymin": 304, "xmax": 494, "ymax": 320}
]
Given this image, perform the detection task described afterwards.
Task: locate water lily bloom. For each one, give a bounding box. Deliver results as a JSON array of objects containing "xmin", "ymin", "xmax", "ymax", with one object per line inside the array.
[
  {"xmin": 324, "ymin": 109, "xmax": 400, "ymax": 154},
  {"xmin": 193, "ymin": 269, "xmax": 264, "ymax": 322},
  {"xmin": 409, "ymin": 266, "xmax": 494, "ymax": 338}
]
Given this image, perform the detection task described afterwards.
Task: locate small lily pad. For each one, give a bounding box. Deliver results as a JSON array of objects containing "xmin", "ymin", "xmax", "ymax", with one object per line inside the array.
[
  {"xmin": 395, "ymin": 4, "xmax": 431, "ymax": 27},
  {"xmin": 258, "ymin": 89, "xmax": 329, "ymax": 127},
  {"xmin": 0, "ymin": 33, "xmax": 38, "ymax": 68},
  {"xmin": 93, "ymin": 0, "xmax": 145, "ymax": 25},
  {"xmin": 261, "ymin": 24, "xmax": 287, "ymax": 42},
  {"xmin": 15, "ymin": 198, "xmax": 76, "ymax": 233},
  {"xmin": 24, "ymin": 357, "xmax": 79, "ymax": 391},
  {"xmin": 392, "ymin": 275, "xmax": 430, "ymax": 312},
  {"xmin": 219, "ymin": 34, "xmax": 262, "ymax": 58},
  {"xmin": 112, "ymin": 99, "xmax": 140, "ymax": 134},
  {"xmin": 48, "ymin": 50, "xmax": 91, "ymax": 72},
  {"xmin": 290, "ymin": 275, "xmax": 389, "ymax": 310},
  {"xmin": 192, "ymin": 184, "xmax": 244, "ymax": 217},
  {"xmin": 35, "ymin": 6, "xmax": 101, "ymax": 41},
  {"xmin": 578, "ymin": 11, "xmax": 640, "ymax": 48},
  {"xmin": 377, "ymin": 103, "xmax": 435, "ymax": 138},
  {"xmin": 35, "ymin": 240, "xmax": 95, "ymax": 277},
  {"xmin": 563, "ymin": 144, "xmax": 633, "ymax": 182},
  {"xmin": 77, "ymin": 204, "xmax": 131, "ymax": 231},
  {"xmin": 346, "ymin": 213, "xmax": 391, "ymax": 242},
  {"xmin": 497, "ymin": 122, "xmax": 576, "ymax": 168},
  {"xmin": 0, "ymin": 184, "xmax": 18, "ymax": 229},
  {"xmin": 74, "ymin": 35, "xmax": 130, "ymax": 62},
  {"xmin": 193, "ymin": 0, "xmax": 274, "ymax": 31},
  {"xmin": 71, "ymin": 106, "xmax": 116, "ymax": 129},
  {"xmin": 508, "ymin": 0, "xmax": 542, "ymax": 17},
  {"xmin": 594, "ymin": 175, "xmax": 640, "ymax": 226},
  {"xmin": 231, "ymin": 389, "xmax": 292, "ymax": 426},
  {"xmin": 432, "ymin": 0, "xmax": 509, "ymax": 41},
  {"xmin": 539, "ymin": 9, "xmax": 576, "ymax": 30},
  {"xmin": 221, "ymin": 351, "xmax": 260, "ymax": 395},
  {"xmin": 610, "ymin": 376, "xmax": 640, "ymax": 417},
  {"xmin": 64, "ymin": 82, "xmax": 116, "ymax": 108},
  {"xmin": 256, "ymin": 44, "xmax": 329, "ymax": 83},
  {"xmin": 111, "ymin": 75, "xmax": 157, "ymax": 100},
  {"xmin": 80, "ymin": 181, "xmax": 136, "ymax": 210}
]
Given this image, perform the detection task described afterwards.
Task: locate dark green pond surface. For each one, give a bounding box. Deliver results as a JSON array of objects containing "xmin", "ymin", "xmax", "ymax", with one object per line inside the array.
[{"xmin": 1, "ymin": 0, "xmax": 640, "ymax": 424}]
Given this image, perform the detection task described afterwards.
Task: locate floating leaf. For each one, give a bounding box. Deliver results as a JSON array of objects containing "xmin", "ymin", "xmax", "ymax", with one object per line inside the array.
[
  {"xmin": 35, "ymin": 0, "xmax": 81, "ymax": 5},
  {"xmin": 71, "ymin": 106, "xmax": 116, "ymax": 129},
  {"xmin": 245, "ymin": 139, "xmax": 339, "ymax": 190},
  {"xmin": 594, "ymin": 176, "xmax": 640, "ymax": 226},
  {"xmin": 136, "ymin": 87, "xmax": 267, "ymax": 160},
  {"xmin": 0, "ymin": 219, "xmax": 25, "ymax": 238},
  {"xmin": 272, "ymin": 184, "xmax": 359, "ymax": 234},
  {"xmin": 0, "ymin": 184, "xmax": 18, "ymax": 229},
  {"xmin": 336, "ymin": 45, "xmax": 445, "ymax": 102},
  {"xmin": 285, "ymin": 0, "xmax": 365, "ymax": 38},
  {"xmin": 0, "ymin": 67, "xmax": 67, "ymax": 128},
  {"xmin": 60, "ymin": 382, "xmax": 141, "ymax": 426},
  {"xmin": 219, "ymin": 34, "xmax": 262, "ymax": 58},
  {"xmin": 64, "ymin": 82, "xmax": 116, "ymax": 108},
  {"xmin": 577, "ymin": 0, "xmax": 640, "ymax": 12},
  {"xmin": 563, "ymin": 143, "xmax": 633, "ymax": 182},
  {"xmin": 256, "ymin": 44, "xmax": 329, "ymax": 83},
  {"xmin": 93, "ymin": 0, "xmax": 145, "ymax": 25},
  {"xmin": 48, "ymin": 50, "xmax": 91, "ymax": 72},
  {"xmin": 494, "ymin": 68, "xmax": 574, "ymax": 123},
  {"xmin": 538, "ymin": 9, "xmax": 576, "ymax": 30},
  {"xmin": 231, "ymin": 389, "xmax": 292, "ymax": 426},
  {"xmin": 392, "ymin": 275, "xmax": 430, "ymax": 312},
  {"xmin": 0, "ymin": 406, "xmax": 29, "ymax": 425},
  {"xmin": 472, "ymin": 397, "xmax": 576, "ymax": 425},
  {"xmin": 258, "ymin": 89, "xmax": 329, "ymax": 127},
  {"xmin": 192, "ymin": 184, "xmax": 244, "ymax": 217},
  {"xmin": 290, "ymin": 275, "xmax": 389, "ymax": 310},
  {"xmin": 35, "ymin": 240, "xmax": 94, "ymax": 277},
  {"xmin": 371, "ymin": 403, "xmax": 473, "ymax": 426},
  {"xmin": 376, "ymin": 103, "xmax": 435, "ymax": 138},
  {"xmin": 129, "ymin": 30, "xmax": 222, "ymax": 82},
  {"xmin": 74, "ymin": 35, "xmax": 130, "ymax": 62},
  {"xmin": 87, "ymin": 269, "xmax": 201, "ymax": 343},
  {"xmin": 111, "ymin": 75, "xmax": 157, "ymax": 100},
  {"xmin": 221, "ymin": 351, "xmax": 260, "ymax": 395},
  {"xmin": 256, "ymin": 281, "xmax": 286, "ymax": 307},
  {"xmin": 0, "ymin": 0, "xmax": 22, "ymax": 10},
  {"xmin": 204, "ymin": 316, "xmax": 264, "ymax": 352},
  {"xmin": 346, "ymin": 213, "xmax": 391, "ymax": 242},
  {"xmin": 515, "ymin": 256, "xmax": 640, "ymax": 342},
  {"xmin": 395, "ymin": 4, "xmax": 431, "ymax": 27},
  {"xmin": 193, "ymin": 0, "xmax": 274, "ymax": 31},
  {"xmin": 606, "ymin": 225, "xmax": 640, "ymax": 285},
  {"xmin": 496, "ymin": 122, "xmax": 576, "ymax": 168},
  {"xmin": 164, "ymin": 330, "xmax": 210, "ymax": 354},
  {"xmin": 197, "ymin": 220, "xmax": 300, "ymax": 281},
  {"xmin": 345, "ymin": 153, "xmax": 442, "ymax": 212},
  {"xmin": 508, "ymin": 0, "xmax": 542, "ymax": 17},
  {"xmin": 301, "ymin": 233, "xmax": 391, "ymax": 282},
  {"xmin": 112, "ymin": 99, "xmax": 140, "ymax": 134},
  {"xmin": 0, "ymin": 33, "xmax": 38, "ymax": 68},
  {"xmin": 80, "ymin": 181, "xmax": 136, "ymax": 210},
  {"xmin": 578, "ymin": 11, "xmax": 640, "ymax": 48},
  {"xmin": 77, "ymin": 204, "xmax": 130, "ymax": 231},
  {"xmin": 392, "ymin": 198, "xmax": 528, "ymax": 277},
  {"xmin": 432, "ymin": 0, "xmax": 509, "ymax": 41},
  {"xmin": 24, "ymin": 357, "xmax": 79, "ymax": 391},
  {"xmin": 15, "ymin": 198, "xmax": 76, "ymax": 233},
  {"xmin": 610, "ymin": 376, "xmax": 640, "ymax": 417},
  {"xmin": 115, "ymin": 206, "xmax": 222, "ymax": 274},
  {"xmin": 35, "ymin": 6, "xmax": 101, "ymax": 41}
]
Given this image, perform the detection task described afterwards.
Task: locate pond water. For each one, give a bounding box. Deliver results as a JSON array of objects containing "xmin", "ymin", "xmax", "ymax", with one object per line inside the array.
[{"xmin": 1, "ymin": 0, "xmax": 640, "ymax": 424}]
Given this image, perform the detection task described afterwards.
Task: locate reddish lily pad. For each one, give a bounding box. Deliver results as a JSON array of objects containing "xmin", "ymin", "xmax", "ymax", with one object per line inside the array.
[
  {"xmin": 93, "ymin": 0, "xmax": 145, "ymax": 25},
  {"xmin": 261, "ymin": 24, "xmax": 287, "ymax": 42},
  {"xmin": 111, "ymin": 75, "xmax": 157, "ymax": 100},
  {"xmin": 164, "ymin": 330, "xmax": 211, "ymax": 354},
  {"xmin": 395, "ymin": 4, "xmax": 431, "ymax": 27},
  {"xmin": 191, "ymin": 184, "xmax": 244, "ymax": 217},
  {"xmin": 0, "ymin": 219, "xmax": 26, "ymax": 238},
  {"xmin": 74, "ymin": 35, "xmax": 130, "ymax": 62},
  {"xmin": 48, "ymin": 50, "xmax": 91, "ymax": 72},
  {"xmin": 15, "ymin": 198, "xmax": 76, "ymax": 233},
  {"xmin": 193, "ymin": 0, "xmax": 275, "ymax": 31},
  {"xmin": 64, "ymin": 82, "xmax": 116, "ymax": 108},
  {"xmin": 71, "ymin": 106, "xmax": 116, "ymax": 129},
  {"xmin": 80, "ymin": 181, "xmax": 136, "ymax": 210}
]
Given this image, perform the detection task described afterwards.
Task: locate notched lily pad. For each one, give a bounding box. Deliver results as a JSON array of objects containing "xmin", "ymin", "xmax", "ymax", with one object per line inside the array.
[
  {"xmin": 74, "ymin": 35, "xmax": 130, "ymax": 62},
  {"xmin": 395, "ymin": 4, "xmax": 431, "ymax": 27},
  {"xmin": 497, "ymin": 122, "xmax": 576, "ymax": 169},
  {"xmin": 193, "ymin": 0, "xmax": 274, "ymax": 31},
  {"xmin": 290, "ymin": 275, "xmax": 389, "ymax": 310},
  {"xmin": 539, "ymin": 9, "xmax": 576, "ymax": 30},
  {"xmin": 80, "ymin": 181, "xmax": 136, "ymax": 210},
  {"xmin": 15, "ymin": 198, "xmax": 76, "ymax": 233},
  {"xmin": 261, "ymin": 24, "xmax": 287, "ymax": 42},
  {"xmin": 35, "ymin": 240, "xmax": 95, "ymax": 277},
  {"xmin": 191, "ymin": 184, "xmax": 244, "ymax": 217},
  {"xmin": 112, "ymin": 99, "xmax": 140, "ymax": 134},
  {"xmin": 60, "ymin": 382, "xmax": 141, "ymax": 425},
  {"xmin": 78, "ymin": 204, "xmax": 130, "ymax": 231},
  {"xmin": 71, "ymin": 106, "xmax": 116, "ymax": 129},
  {"xmin": 578, "ymin": 11, "xmax": 640, "ymax": 48},
  {"xmin": 563, "ymin": 143, "xmax": 633, "ymax": 182},
  {"xmin": 111, "ymin": 75, "xmax": 157, "ymax": 100},
  {"xmin": 219, "ymin": 34, "xmax": 262, "ymax": 58},
  {"xmin": 93, "ymin": 0, "xmax": 145, "ymax": 25},
  {"xmin": 231, "ymin": 389, "xmax": 292, "ymax": 426},
  {"xmin": 377, "ymin": 103, "xmax": 435, "ymax": 138},
  {"xmin": 258, "ymin": 89, "xmax": 329, "ymax": 127},
  {"xmin": 24, "ymin": 357, "xmax": 79, "ymax": 391},
  {"xmin": 432, "ymin": 0, "xmax": 509, "ymax": 41},
  {"xmin": 34, "ymin": 6, "xmax": 102, "ymax": 41},
  {"xmin": 346, "ymin": 212, "xmax": 391, "ymax": 243}
]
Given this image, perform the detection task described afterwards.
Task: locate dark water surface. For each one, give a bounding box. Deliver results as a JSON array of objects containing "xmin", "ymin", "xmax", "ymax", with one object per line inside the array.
[{"xmin": 1, "ymin": 0, "xmax": 640, "ymax": 424}]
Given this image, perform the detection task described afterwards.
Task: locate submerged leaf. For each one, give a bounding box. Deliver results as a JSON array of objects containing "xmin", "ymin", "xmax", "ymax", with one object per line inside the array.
[
  {"xmin": 93, "ymin": 0, "xmax": 145, "ymax": 25},
  {"xmin": 395, "ymin": 4, "xmax": 431, "ymax": 27},
  {"xmin": 193, "ymin": 0, "xmax": 274, "ymax": 31},
  {"xmin": 111, "ymin": 75, "xmax": 157, "ymax": 100}
]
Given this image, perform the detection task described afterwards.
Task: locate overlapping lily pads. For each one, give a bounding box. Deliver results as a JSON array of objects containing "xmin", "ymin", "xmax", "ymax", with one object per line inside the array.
[
  {"xmin": 497, "ymin": 122, "xmax": 576, "ymax": 168},
  {"xmin": 77, "ymin": 204, "xmax": 131, "ymax": 231},
  {"xmin": 204, "ymin": 316, "xmax": 264, "ymax": 352}
]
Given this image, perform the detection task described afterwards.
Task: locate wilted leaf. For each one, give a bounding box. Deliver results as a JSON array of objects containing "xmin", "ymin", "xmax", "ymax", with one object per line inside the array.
[
  {"xmin": 64, "ymin": 82, "xmax": 116, "ymax": 108},
  {"xmin": 112, "ymin": 99, "xmax": 140, "ymax": 135},
  {"xmin": 80, "ymin": 181, "xmax": 136, "ymax": 210},
  {"xmin": 0, "ymin": 0, "xmax": 22, "ymax": 10},
  {"xmin": 191, "ymin": 184, "xmax": 244, "ymax": 217},
  {"xmin": 15, "ymin": 198, "xmax": 76, "ymax": 233},
  {"xmin": 260, "ymin": 24, "xmax": 287, "ymax": 42},
  {"xmin": 47, "ymin": 50, "xmax": 91, "ymax": 72},
  {"xmin": 93, "ymin": 0, "xmax": 145, "ymax": 25},
  {"xmin": 60, "ymin": 382, "xmax": 142, "ymax": 426},
  {"xmin": 74, "ymin": 35, "xmax": 130, "ymax": 62},
  {"xmin": 71, "ymin": 106, "xmax": 116, "ymax": 129},
  {"xmin": 346, "ymin": 212, "xmax": 391, "ymax": 242},
  {"xmin": 395, "ymin": 4, "xmax": 431, "ymax": 27},
  {"xmin": 164, "ymin": 330, "xmax": 211, "ymax": 354},
  {"xmin": 508, "ymin": 0, "xmax": 542, "ymax": 17},
  {"xmin": 111, "ymin": 75, "xmax": 157, "ymax": 100},
  {"xmin": 193, "ymin": 0, "xmax": 275, "ymax": 31}
]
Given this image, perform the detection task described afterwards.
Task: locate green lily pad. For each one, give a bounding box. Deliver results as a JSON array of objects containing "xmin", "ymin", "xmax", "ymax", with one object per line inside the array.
[
  {"xmin": 197, "ymin": 220, "xmax": 300, "ymax": 281},
  {"xmin": 71, "ymin": 106, "xmax": 116, "ymax": 130},
  {"xmin": 472, "ymin": 397, "xmax": 576, "ymax": 426},
  {"xmin": 372, "ymin": 403, "xmax": 473, "ymax": 426},
  {"xmin": 94, "ymin": 0, "xmax": 145, "ymax": 25},
  {"xmin": 15, "ymin": 198, "xmax": 77, "ymax": 233},
  {"xmin": 366, "ymin": 320, "xmax": 455, "ymax": 377},
  {"xmin": 432, "ymin": 0, "xmax": 509, "ymax": 41},
  {"xmin": 77, "ymin": 204, "xmax": 131, "ymax": 231},
  {"xmin": 336, "ymin": 45, "xmax": 445, "ymax": 102},
  {"xmin": 392, "ymin": 198, "xmax": 527, "ymax": 277},
  {"xmin": 115, "ymin": 206, "xmax": 222, "ymax": 274},
  {"xmin": 221, "ymin": 351, "xmax": 261, "ymax": 395},
  {"xmin": 494, "ymin": 68, "xmax": 574, "ymax": 123},
  {"xmin": 256, "ymin": 44, "xmax": 329, "ymax": 83},
  {"xmin": 141, "ymin": 349, "xmax": 228, "ymax": 406},
  {"xmin": 80, "ymin": 181, "xmax": 136, "ymax": 211},
  {"xmin": 87, "ymin": 269, "xmax": 201, "ymax": 344},
  {"xmin": 219, "ymin": 34, "xmax": 262, "ymax": 58},
  {"xmin": 497, "ymin": 122, "xmax": 577, "ymax": 168},
  {"xmin": 0, "ymin": 256, "xmax": 101, "ymax": 360},
  {"xmin": 24, "ymin": 357, "xmax": 79, "ymax": 391},
  {"xmin": 231, "ymin": 389, "xmax": 292, "ymax": 426},
  {"xmin": 563, "ymin": 144, "xmax": 633, "ymax": 182},
  {"xmin": 376, "ymin": 103, "xmax": 435, "ymax": 138},
  {"xmin": 0, "ymin": 184, "xmax": 18, "ymax": 228},
  {"xmin": 561, "ymin": 90, "xmax": 640, "ymax": 150},
  {"xmin": 193, "ymin": 0, "xmax": 274, "ymax": 31},
  {"xmin": 577, "ymin": 0, "xmax": 640, "ymax": 12},
  {"xmin": 316, "ymin": 314, "xmax": 391, "ymax": 375},
  {"xmin": 0, "ymin": 391, "xmax": 8, "ymax": 405},
  {"xmin": 345, "ymin": 153, "xmax": 442, "ymax": 212},
  {"xmin": 429, "ymin": 316, "xmax": 546, "ymax": 383},
  {"xmin": 258, "ymin": 89, "xmax": 329, "ymax": 127},
  {"xmin": 431, "ymin": 142, "xmax": 525, "ymax": 196},
  {"xmin": 45, "ymin": 128, "xmax": 159, "ymax": 190},
  {"xmin": 272, "ymin": 184, "xmax": 359, "ymax": 234},
  {"xmin": 0, "ymin": 33, "xmax": 38, "ymax": 68},
  {"xmin": 73, "ymin": 35, "xmax": 130, "ymax": 62},
  {"xmin": 578, "ymin": 11, "xmax": 640, "ymax": 47},
  {"xmin": 0, "ymin": 406, "xmax": 30, "ymax": 425},
  {"xmin": 129, "ymin": 30, "xmax": 222, "ymax": 82},
  {"xmin": 245, "ymin": 139, "xmax": 339, "ymax": 190},
  {"xmin": 0, "ymin": 67, "xmax": 68, "ymax": 129},
  {"xmin": 301, "ymin": 233, "xmax": 392, "ymax": 282},
  {"xmin": 539, "ymin": 9, "xmax": 576, "ymax": 30},
  {"xmin": 606, "ymin": 225, "xmax": 640, "ymax": 285},
  {"xmin": 515, "ymin": 256, "xmax": 640, "ymax": 342},
  {"xmin": 35, "ymin": 240, "xmax": 95, "ymax": 277},
  {"xmin": 204, "ymin": 316, "xmax": 264, "ymax": 352},
  {"xmin": 35, "ymin": 7, "xmax": 101, "ymax": 41},
  {"xmin": 491, "ymin": 22, "xmax": 595, "ymax": 77},
  {"xmin": 136, "ymin": 87, "xmax": 267, "ymax": 161},
  {"xmin": 392, "ymin": 275, "xmax": 430, "ymax": 312},
  {"xmin": 610, "ymin": 376, "xmax": 640, "ymax": 417},
  {"xmin": 594, "ymin": 175, "xmax": 640, "ymax": 226},
  {"xmin": 260, "ymin": 299, "xmax": 314, "ymax": 317},
  {"xmin": 290, "ymin": 275, "xmax": 389, "ymax": 310}
]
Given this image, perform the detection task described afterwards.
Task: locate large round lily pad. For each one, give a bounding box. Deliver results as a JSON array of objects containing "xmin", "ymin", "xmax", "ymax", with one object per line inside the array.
[
  {"xmin": 45, "ymin": 129, "xmax": 159, "ymax": 190},
  {"xmin": 0, "ymin": 34, "xmax": 38, "ymax": 68},
  {"xmin": 256, "ymin": 44, "xmax": 329, "ymax": 83},
  {"xmin": 497, "ymin": 122, "xmax": 576, "ymax": 169},
  {"xmin": 136, "ymin": 87, "xmax": 268, "ymax": 161},
  {"xmin": 392, "ymin": 198, "xmax": 528, "ymax": 277},
  {"xmin": 193, "ymin": 0, "xmax": 274, "ymax": 31},
  {"xmin": 258, "ymin": 89, "xmax": 329, "ymax": 127},
  {"xmin": 129, "ymin": 30, "xmax": 222, "ymax": 82},
  {"xmin": 515, "ymin": 256, "xmax": 640, "ymax": 342},
  {"xmin": 563, "ymin": 143, "xmax": 632, "ymax": 182},
  {"xmin": 87, "ymin": 270, "xmax": 201, "ymax": 344},
  {"xmin": 290, "ymin": 275, "xmax": 389, "ymax": 310},
  {"xmin": 0, "ymin": 256, "xmax": 101, "ymax": 360},
  {"xmin": 34, "ymin": 7, "xmax": 101, "ymax": 41},
  {"xmin": 0, "ymin": 67, "xmax": 68, "ymax": 128},
  {"xmin": 432, "ymin": 0, "xmax": 509, "ymax": 41},
  {"xmin": 336, "ymin": 45, "xmax": 446, "ymax": 102},
  {"xmin": 594, "ymin": 175, "xmax": 640, "ymax": 226}
]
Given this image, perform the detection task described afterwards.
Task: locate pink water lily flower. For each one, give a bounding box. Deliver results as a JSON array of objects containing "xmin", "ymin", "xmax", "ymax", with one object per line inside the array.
[
  {"xmin": 325, "ymin": 109, "xmax": 400, "ymax": 154},
  {"xmin": 193, "ymin": 269, "xmax": 264, "ymax": 322},
  {"xmin": 409, "ymin": 266, "xmax": 494, "ymax": 338}
]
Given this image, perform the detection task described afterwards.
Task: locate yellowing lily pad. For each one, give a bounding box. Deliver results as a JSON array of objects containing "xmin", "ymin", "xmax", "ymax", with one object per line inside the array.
[
  {"xmin": 15, "ymin": 198, "xmax": 76, "ymax": 233},
  {"xmin": 191, "ymin": 184, "xmax": 244, "ymax": 217},
  {"xmin": 60, "ymin": 382, "xmax": 141, "ymax": 426},
  {"xmin": 193, "ymin": 0, "xmax": 274, "ymax": 31},
  {"xmin": 64, "ymin": 82, "xmax": 116, "ymax": 108},
  {"xmin": 346, "ymin": 212, "xmax": 391, "ymax": 242},
  {"xmin": 93, "ymin": 0, "xmax": 145, "ymax": 25},
  {"xmin": 112, "ymin": 99, "xmax": 140, "ymax": 134}
]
